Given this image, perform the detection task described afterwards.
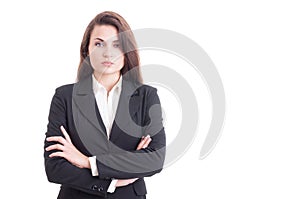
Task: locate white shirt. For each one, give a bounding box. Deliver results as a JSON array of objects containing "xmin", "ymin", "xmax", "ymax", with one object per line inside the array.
[
  {"xmin": 92, "ymin": 74, "xmax": 122, "ymax": 138},
  {"xmin": 88, "ymin": 74, "xmax": 122, "ymax": 193}
]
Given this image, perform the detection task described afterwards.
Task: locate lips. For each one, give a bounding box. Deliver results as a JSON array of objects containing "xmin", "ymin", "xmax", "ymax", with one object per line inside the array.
[{"xmin": 101, "ymin": 61, "xmax": 113, "ymax": 66}]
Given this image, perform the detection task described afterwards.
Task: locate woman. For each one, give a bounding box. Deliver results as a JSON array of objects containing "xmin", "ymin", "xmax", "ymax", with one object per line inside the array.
[{"xmin": 44, "ymin": 11, "xmax": 166, "ymax": 199}]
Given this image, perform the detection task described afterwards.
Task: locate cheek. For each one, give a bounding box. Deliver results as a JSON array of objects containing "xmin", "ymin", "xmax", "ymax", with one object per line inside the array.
[
  {"xmin": 89, "ymin": 45, "xmax": 102, "ymax": 56},
  {"xmin": 88, "ymin": 44, "xmax": 94, "ymax": 56},
  {"xmin": 89, "ymin": 50, "xmax": 103, "ymax": 70},
  {"xmin": 115, "ymin": 54, "xmax": 125, "ymax": 67},
  {"xmin": 112, "ymin": 49, "xmax": 124, "ymax": 64},
  {"xmin": 113, "ymin": 48, "xmax": 123, "ymax": 58}
]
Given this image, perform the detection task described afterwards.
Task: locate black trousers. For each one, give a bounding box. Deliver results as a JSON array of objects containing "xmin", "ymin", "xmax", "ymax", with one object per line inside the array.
[{"xmin": 57, "ymin": 186, "xmax": 146, "ymax": 199}]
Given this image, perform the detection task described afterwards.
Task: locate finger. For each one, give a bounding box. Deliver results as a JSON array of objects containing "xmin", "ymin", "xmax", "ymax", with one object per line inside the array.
[
  {"xmin": 46, "ymin": 136, "xmax": 67, "ymax": 145},
  {"xmin": 137, "ymin": 140, "xmax": 146, "ymax": 150},
  {"xmin": 116, "ymin": 178, "xmax": 139, "ymax": 187},
  {"xmin": 142, "ymin": 137, "xmax": 152, "ymax": 149},
  {"xmin": 49, "ymin": 151, "xmax": 65, "ymax": 158},
  {"xmin": 136, "ymin": 135, "xmax": 151, "ymax": 150},
  {"xmin": 45, "ymin": 144, "xmax": 64, "ymax": 151},
  {"xmin": 140, "ymin": 135, "xmax": 151, "ymax": 148},
  {"xmin": 136, "ymin": 137, "xmax": 147, "ymax": 150},
  {"xmin": 60, "ymin": 126, "xmax": 72, "ymax": 144},
  {"xmin": 130, "ymin": 178, "xmax": 138, "ymax": 183},
  {"xmin": 140, "ymin": 138, "xmax": 150, "ymax": 149}
]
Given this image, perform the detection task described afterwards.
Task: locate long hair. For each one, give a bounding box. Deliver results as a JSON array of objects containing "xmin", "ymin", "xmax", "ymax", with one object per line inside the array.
[{"xmin": 77, "ymin": 11, "xmax": 142, "ymax": 83}]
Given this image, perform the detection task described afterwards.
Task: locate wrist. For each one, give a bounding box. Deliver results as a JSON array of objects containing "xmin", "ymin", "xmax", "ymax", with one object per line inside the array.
[{"xmin": 83, "ymin": 156, "xmax": 91, "ymax": 169}]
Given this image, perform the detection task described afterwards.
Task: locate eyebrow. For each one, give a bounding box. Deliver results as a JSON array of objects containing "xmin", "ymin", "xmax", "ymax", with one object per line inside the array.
[
  {"xmin": 94, "ymin": 38, "xmax": 104, "ymax": 42},
  {"xmin": 94, "ymin": 38, "xmax": 119, "ymax": 42}
]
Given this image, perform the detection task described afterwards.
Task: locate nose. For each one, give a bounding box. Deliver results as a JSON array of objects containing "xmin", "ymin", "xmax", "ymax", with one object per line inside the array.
[{"xmin": 103, "ymin": 46, "xmax": 113, "ymax": 58}]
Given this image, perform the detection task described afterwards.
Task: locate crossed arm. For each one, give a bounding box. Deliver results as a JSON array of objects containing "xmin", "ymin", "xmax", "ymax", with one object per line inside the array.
[
  {"xmin": 45, "ymin": 126, "xmax": 152, "ymax": 187},
  {"xmin": 44, "ymin": 87, "xmax": 165, "ymax": 196}
]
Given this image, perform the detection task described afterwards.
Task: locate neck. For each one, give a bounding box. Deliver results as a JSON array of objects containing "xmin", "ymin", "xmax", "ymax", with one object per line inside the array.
[{"xmin": 93, "ymin": 72, "xmax": 120, "ymax": 92}]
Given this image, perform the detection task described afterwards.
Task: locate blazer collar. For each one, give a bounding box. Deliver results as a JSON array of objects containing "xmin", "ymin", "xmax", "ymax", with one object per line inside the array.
[
  {"xmin": 73, "ymin": 75, "xmax": 141, "ymax": 138},
  {"xmin": 75, "ymin": 75, "xmax": 138, "ymax": 97}
]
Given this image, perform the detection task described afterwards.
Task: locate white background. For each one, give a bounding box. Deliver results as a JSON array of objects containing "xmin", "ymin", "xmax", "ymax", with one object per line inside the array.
[{"xmin": 0, "ymin": 0, "xmax": 300, "ymax": 198}]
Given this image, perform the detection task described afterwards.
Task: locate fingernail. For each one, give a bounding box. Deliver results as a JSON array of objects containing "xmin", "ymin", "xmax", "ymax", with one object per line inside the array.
[{"xmin": 146, "ymin": 135, "xmax": 150, "ymax": 138}]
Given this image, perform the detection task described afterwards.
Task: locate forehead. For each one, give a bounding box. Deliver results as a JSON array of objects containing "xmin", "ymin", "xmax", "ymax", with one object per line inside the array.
[{"xmin": 90, "ymin": 25, "xmax": 119, "ymax": 41}]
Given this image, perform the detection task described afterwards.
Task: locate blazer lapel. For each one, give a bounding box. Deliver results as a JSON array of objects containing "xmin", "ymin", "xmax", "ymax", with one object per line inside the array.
[
  {"xmin": 72, "ymin": 76, "xmax": 107, "ymax": 137},
  {"xmin": 110, "ymin": 79, "xmax": 141, "ymax": 142},
  {"xmin": 72, "ymin": 76, "xmax": 142, "ymax": 143}
]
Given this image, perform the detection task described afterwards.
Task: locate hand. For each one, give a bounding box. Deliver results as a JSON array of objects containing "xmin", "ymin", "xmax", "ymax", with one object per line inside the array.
[
  {"xmin": 115, "ymin": 178, "xmax": 139, "ymax": 187},
  {"xmin": 136, "ymin": 135, "xmax": 152, "ymax": 150},
  {"xmin": 115, "ymin": 135, "xmax": 152, "ymax": 187},
  {"xmin": 45, "ymin": 126, "xmax": 90, "ymax": 169}
]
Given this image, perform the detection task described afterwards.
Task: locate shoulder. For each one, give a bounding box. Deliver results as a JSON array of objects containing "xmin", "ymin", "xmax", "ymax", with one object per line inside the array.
[
  {"xmin": 137, "ymin": 84, "xmax": 157, "ymax": 94},
  {"xmin": 123, "ymin": 79, "xmax": 157, "ymax": 97},
  {"xmin": 132, "ymin": 83, "xmax": 158, "ymax": 100},
  {"xmin": 54, "ymin": 83, "xmax": 74, "ymax": 98},
  {"xmin": 136, "ymin": 84, "xmax": 161, "ymax": 104}
]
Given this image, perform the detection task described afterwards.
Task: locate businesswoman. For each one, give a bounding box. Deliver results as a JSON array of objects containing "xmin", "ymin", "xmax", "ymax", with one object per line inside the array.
[{"xmin": 44, "ymin": 11, "xmax": 166, "ymax": 199}]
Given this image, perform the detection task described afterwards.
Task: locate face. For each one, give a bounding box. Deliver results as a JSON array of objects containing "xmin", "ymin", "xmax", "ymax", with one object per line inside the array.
[{"xmin": 88, "ymin": 25, "xmax": 124, "ymax": 78}]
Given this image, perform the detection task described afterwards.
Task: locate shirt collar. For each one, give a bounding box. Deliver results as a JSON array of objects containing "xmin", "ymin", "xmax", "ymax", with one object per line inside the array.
[{"xmin": 92, "ymin": 74, "xmax": 122, "ymax": 94}]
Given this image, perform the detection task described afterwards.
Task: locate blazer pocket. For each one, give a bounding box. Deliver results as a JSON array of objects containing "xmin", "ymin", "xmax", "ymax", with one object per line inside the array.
[{"xmin": 133, "ymin": 179, "xmax": 147, "ymax": 196}]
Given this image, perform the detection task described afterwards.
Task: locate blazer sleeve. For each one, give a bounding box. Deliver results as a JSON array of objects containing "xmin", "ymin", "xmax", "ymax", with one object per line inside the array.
[
  {"xmin": 96, "ymin": 87, "xmax": 166, "ymax": 179},
  {"xmin": 44, "ymin": 88, "xmax": 111, "ymax": 197}
]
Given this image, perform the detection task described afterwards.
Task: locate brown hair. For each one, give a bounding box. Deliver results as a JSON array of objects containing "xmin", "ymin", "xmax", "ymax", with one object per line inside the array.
[{"xmin": 77, "ymin": 11, "xmax": 142, "ymax": 83}]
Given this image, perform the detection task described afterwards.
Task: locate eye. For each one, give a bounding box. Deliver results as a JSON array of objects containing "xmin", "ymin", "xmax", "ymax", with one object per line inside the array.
[
  {"xmin": 95, "ymin": 42, "xmax": 105, "ymax": 47},
  {"xmin": 113, "ymin": 43, "xmax": 120, "ymax": 48}
]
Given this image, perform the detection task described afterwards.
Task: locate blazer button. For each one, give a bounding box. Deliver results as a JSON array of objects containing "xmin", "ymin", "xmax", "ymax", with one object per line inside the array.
[
  {"xmin": 98, "ymin": 186, "xmax": 104, "ymax": 192},
  {"xmin": 92, "ymin": 185, "xmax": 98, "ymax": 190}
]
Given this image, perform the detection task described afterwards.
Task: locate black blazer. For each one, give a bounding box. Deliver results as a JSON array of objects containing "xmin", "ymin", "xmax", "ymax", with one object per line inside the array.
[{"xmin": 44, "ymin": 76, "xmax": 166, "ymax": 199}]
